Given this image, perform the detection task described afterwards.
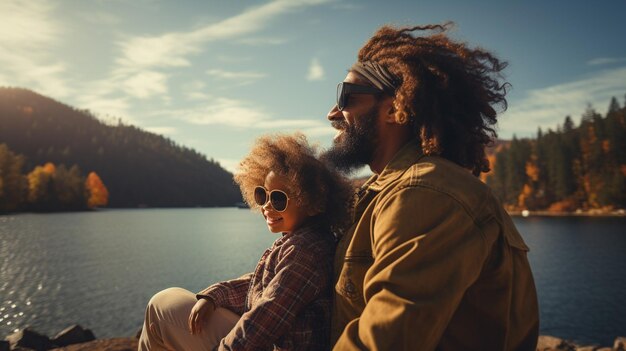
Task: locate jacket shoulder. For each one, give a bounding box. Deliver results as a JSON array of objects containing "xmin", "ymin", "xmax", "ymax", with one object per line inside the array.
[{"xmin": 395, "ymin": 156, "xmax": 494, "ymax": 220}]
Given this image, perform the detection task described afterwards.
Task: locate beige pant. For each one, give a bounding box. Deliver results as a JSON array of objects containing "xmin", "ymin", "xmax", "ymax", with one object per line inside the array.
[{"xmin": 138, "ymin": 287, "xmax": 239, "ymax": 351}]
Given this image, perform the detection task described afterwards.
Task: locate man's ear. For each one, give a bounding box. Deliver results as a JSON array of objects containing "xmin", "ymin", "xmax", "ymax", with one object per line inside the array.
[{"xmin": 381, "ymin": 97, "xmax": 397, "ymax": 123}]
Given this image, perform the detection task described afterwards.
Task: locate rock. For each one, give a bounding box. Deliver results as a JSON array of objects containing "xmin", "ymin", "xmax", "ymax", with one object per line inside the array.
[
  {"xmin": 5, "ymin": 328, "xmax": 57, "ymax": 351},
  {"xmin": 538, "ymin": 335, "xmax": 564, "ymax": 350},
  {"xmin": 575, "ymin": 347, "xmax": 598, "ymax": 351},
  {"xmin": 615, "ymin": 337, "xmax": 626, "ymax": 351},
  {"xmin": 0, "ymin": 340, "xmax": 9, "ymax": 351},
  {"xmin": 50, "ymin": 325, "xmax": 96, "ymax": 347},
  {"xmin": 49, "ymin": 337, "xmax": 137, "ymax": 351},
  {"xmin": 537, "ymin": 335, "xmax": 577, "ymax": 350}
]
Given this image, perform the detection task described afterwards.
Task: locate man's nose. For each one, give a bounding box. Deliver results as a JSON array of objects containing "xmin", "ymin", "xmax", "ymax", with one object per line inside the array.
[{"xmin": 327, "ymin": 104, "xmax": 341, "ymax": 121}]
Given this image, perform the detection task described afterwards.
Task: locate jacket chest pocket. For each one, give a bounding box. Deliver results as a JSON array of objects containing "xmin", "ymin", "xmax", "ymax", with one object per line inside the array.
[{"xmin": 335, "ymin": 255, "xmax": 373, "ymax": 302}]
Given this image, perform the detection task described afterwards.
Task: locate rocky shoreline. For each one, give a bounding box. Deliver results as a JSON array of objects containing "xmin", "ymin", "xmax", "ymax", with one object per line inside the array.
[
  {"xmin": 2, "ymin": 326, "xmax": 625, "ymax": 351},
  {"xmin": 508, "ymin": 209, "xmax": 626, "ymax": 217}
]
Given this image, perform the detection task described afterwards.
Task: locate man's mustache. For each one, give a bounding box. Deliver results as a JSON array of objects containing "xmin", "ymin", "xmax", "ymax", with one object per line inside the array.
[{"xmin": 331, "ymin": 121, "xmax": 348, "ymax": 130}]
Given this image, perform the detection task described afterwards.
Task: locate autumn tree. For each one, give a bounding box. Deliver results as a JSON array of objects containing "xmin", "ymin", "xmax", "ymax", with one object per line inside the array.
[
  {"xmin": 85, "ymin": 172, "xmax": 109, "ymax": 208},
  {"xmin": 27, "ymin": 163, "xmax": 55, "ymax": 210}
]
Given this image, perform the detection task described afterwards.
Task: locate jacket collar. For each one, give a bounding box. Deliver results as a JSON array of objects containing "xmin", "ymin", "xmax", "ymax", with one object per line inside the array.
[{"xmin": 366, "ymin": 138, "xmax": 424, "ymax": 192}]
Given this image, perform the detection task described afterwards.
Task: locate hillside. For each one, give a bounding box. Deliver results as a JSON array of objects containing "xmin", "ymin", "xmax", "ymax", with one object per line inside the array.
[{"xmin": 0, "ymin": 87, "xmax": 241, "ymax": 208}]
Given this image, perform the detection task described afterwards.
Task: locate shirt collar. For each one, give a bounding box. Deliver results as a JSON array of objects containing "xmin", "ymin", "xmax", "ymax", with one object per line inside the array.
[{"xmin": 367, "ymin": 138, "xmax": 424, "ymax": 192}]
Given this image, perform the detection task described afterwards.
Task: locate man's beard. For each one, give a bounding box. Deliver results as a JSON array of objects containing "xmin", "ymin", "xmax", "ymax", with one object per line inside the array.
[{"xmin": 321, "ymin": 105, "xmax": 378, "ymax": 175}]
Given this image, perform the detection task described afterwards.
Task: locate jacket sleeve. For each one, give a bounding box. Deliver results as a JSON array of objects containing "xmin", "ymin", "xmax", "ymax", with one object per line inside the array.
[
  {"xmin": 217, "ymin": 243, "xmax": 325, "ymax": 351},
  {"xmin": 197, "ymin": 273, "xmax": 253, "ymax": 315},
  {"xmin": 334, "ymin": 186, "xmax": 494, "ymax": 350}
]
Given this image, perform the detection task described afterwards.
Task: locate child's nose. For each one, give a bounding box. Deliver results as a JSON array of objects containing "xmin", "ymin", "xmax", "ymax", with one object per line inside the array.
[{"xmin": 262, "ymin": 201, "xmax": 272, "ymax": 211}]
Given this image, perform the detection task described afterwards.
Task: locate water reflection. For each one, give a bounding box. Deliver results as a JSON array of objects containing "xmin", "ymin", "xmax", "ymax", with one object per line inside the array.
[{"xmin": 1, "ymin": 210, "xmax": 624, "ymax": 346}]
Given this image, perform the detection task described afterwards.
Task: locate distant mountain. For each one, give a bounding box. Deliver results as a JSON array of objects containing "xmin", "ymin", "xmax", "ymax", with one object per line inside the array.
[{"xmin": 0, "ymin": 87, "xmax": 241, "ymax": 207}]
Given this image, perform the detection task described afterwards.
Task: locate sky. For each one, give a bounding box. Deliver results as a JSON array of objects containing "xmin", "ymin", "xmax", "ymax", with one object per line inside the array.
[{"xmin": 1, "ymin": 0, "xmax": 625, "ymax": 173}]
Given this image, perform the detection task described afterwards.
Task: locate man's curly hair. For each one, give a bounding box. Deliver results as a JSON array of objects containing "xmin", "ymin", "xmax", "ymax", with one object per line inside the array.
[
  {"xmin": 234, "ymin": 133, "xmax": 353, "ymax": 234},
  {"xmin": 357, "ymin": 22, "xmax": 509, "ymax": 176}
]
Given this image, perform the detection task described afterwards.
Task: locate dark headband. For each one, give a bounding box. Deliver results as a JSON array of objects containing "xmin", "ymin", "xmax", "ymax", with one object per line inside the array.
[{"xmin": 350, "ymin": 61, "xmax": 400, "ymax": 94}]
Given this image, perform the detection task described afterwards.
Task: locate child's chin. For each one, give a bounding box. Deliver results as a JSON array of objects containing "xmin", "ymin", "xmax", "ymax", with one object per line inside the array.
[{"xmin": 267, "ymin": 225, "xmax": 282, "ymax": 233}]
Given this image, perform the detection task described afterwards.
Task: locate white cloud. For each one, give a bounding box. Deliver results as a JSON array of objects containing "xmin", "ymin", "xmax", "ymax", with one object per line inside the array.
[
  {"xmin": 145, "ymin": 126, "xmax": 178, "ymax": 136},
  {"xmin": 182, "ymin": 80, "xmax": 212, "ymax": 101},
  {"xmin": 115, "ymin": 0, "xmax": 331, "ymax": 72},
  {"xmin": 206, "ymin": 69, "xmax": 267, "ymax": 80},
  {"xmin": 587, "ymin": 57, "xmax": 626, "ymax": 66},
  {"xmin": 152, "ymin": 96, "xmax": 334, "ymax": 136},
  {"xmin": 237, "ymin": 37, "xmax": 289, "ymax": 46},
  {"xmin": 155, "ymin": 97, "xmax": 267, "ymax": 127},
  {"xmin": 0, "ymin": 0, "xmax": 71, "ymax": 97},
  {"xmin": 79, "ymin": 0, "xmax": 331, "ymax": 118},
  {"xmin": 122, "ymin": 71, "xmax": 168, "ymax": 99},
  {"xmin": 307, "ymin": 57, "xmax": 325, "ymax": 81},
  {"xmin": 499, "ymin": 66, "xmax": 626, "ymax": 137},
  {"xmin": 216, "ymin": 158, "xmax": 240, "ymax": 174},
  {"xmin": 78, "ymin": 95, "xmax": 132, "ymax": 121},
  {"xmin": 216, "ymin": 55, "xmax": 252, "ymax": 63},
  {"xmin": 0, "ymin": 0, "xmax": 59, "ymax": 47},
  {"xmin": 78, "ymin": 11, "xmax": 121, "ymax": 25},
  {"xmin": 331, "ymin": 2, "xmax": 362, "ymax": 10}
]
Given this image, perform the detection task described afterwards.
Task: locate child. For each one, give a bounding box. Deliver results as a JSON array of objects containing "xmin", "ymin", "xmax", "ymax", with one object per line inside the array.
[{"xmin": 139, "ymin": 133, "xmax": 352, "ymax": 351}]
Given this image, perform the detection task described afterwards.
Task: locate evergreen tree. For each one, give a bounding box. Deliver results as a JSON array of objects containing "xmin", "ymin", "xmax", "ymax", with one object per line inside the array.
[
  {"xmin": 608, "ymin": 96, "xmax": 620, "ymax": 114},
  {"xmin": 0, "ymin": 144, "xmax": 26, "ymax": 212}
]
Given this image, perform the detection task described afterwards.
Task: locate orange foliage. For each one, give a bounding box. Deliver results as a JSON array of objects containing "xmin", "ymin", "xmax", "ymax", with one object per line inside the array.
[
  {"xmin": 602, "ymin": 140, "xmax": 610, "ymax": 153},
  {"xmin": 525, "ymin": 161, "xmax": 539, "ymax": 182},
  {"xmin": 27, "ymin": 165, "xmax": 53, "ymax": 203},
  {"xmin": 587, "ymin": 125, "xmax": 597, "ymax": 144},
  {"xmin": 548, "ymin": 198, "xmax": 578, "ymax": 212},
  {"xmin": 43, "ymin": 162, "xmax": 55, "ymax": 174},
  {"xmin": 85, "ymin": 172, "xmax": 109, "ymax": 208},
  {"xmin": 21, "ymin": 106, "xmax": 34, "ymax": 115},
  {"xmin": 517, "ymin": 184, "xmax": 533, "ymax": 209},
  {"xmin": 480, "ymin": 153, "xmax": 497, "ymax": 183}
]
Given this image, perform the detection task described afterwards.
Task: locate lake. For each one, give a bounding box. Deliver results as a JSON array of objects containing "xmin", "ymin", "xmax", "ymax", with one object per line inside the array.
[{"xmin": 1, "ymin": 209, "xmax": 625, "ymax": 346}]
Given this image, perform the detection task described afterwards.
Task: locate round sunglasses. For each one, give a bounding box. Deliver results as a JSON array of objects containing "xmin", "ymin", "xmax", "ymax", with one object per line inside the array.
[
  {"xmin": 254, "ymin": 186, "xmax": 290, "ymax": 212},
  {"xmin": 336, "ymin": 82, "xmax": 383, "ymax": 111}
]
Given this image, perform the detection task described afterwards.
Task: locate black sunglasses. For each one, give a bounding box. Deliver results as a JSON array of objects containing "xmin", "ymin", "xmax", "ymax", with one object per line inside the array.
[
  {"xmin": 254, "ymin": 186, "xmax": 290, "ymax": 212},
  {"xmin": 336, "ymin": 82, "xmax": 383, "ymax": 111}
]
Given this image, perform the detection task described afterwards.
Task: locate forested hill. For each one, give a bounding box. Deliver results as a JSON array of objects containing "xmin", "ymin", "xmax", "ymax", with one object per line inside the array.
[
  {"xmin": 0, "ymin": 87, "xmax": 241, "ymax": 207},
  {"xmin": 482, "ymin": 95, "xmax": 626, "ymax": 212}
]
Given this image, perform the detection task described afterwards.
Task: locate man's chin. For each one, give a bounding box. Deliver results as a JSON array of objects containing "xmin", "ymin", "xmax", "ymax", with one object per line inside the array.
[{"xmin": 321, "ymin": 145, "xmax": 368, "ymax": 175}]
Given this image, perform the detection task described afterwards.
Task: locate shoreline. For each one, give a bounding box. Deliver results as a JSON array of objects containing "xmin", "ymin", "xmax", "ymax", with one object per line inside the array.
[
  {"xmin": 508, "ymin": 210, "xmax": 626, "ymax": 217},
  {"xmin": 4, "ymin": 333, "xmax": 625, "ymax": 351}
]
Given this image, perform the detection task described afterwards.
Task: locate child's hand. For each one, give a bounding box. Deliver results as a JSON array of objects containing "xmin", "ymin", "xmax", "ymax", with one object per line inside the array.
[{"xmin": 188, "ymin": 298, "xmax": 215, "ymax": 335}]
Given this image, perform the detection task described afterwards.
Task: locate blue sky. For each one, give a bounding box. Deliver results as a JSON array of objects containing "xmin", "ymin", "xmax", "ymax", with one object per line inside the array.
[{"xmin": 1, "ymin": 0, "xmax": 625, "ymax": 173}]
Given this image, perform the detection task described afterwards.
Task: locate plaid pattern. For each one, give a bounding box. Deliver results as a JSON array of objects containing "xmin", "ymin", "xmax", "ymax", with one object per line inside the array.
[{"xmin": 197, "ymin": 224, "xmax": 335, "ymax": 351}]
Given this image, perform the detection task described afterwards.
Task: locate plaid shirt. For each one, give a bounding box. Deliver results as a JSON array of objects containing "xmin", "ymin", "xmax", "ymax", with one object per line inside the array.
[{"xmin": 197, "ymin": 223, "xmax": 335, "ymax": 351}]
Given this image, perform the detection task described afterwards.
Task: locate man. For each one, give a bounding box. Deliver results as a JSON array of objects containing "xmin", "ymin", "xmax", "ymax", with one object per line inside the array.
[{"xmin": 322, "ymin": 23, "xmax": 539, "ymax": 351}]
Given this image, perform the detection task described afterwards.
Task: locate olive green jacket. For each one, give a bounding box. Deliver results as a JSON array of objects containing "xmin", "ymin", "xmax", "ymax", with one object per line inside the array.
[{"xmin": 332, "ymin": 139, "xmax": 539, "ymax": 350}]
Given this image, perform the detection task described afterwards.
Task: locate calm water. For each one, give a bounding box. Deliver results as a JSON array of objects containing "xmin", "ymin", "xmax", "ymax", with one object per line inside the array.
[{"xmin": 1, "ymin": 209, "xmax": 625, "ymax": 346}]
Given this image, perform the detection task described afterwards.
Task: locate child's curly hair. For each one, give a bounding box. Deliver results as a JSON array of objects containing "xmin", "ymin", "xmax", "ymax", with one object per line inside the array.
[{"xmin": 234, "ymin": 133, "xmax": 353, "ymax": 234}]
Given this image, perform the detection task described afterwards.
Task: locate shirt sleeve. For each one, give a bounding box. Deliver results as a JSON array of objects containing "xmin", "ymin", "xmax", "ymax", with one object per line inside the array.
[
  {"xmin": 216, "ymin": 242, "xmax": 326, "ymax": 351},
  {"xmin": 197, "ymin": 272, "xmax": 253, "ymax": 316},
  {"xmin": 334, "ymin": 186, "xmax": 496, "ymax": 350}
]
